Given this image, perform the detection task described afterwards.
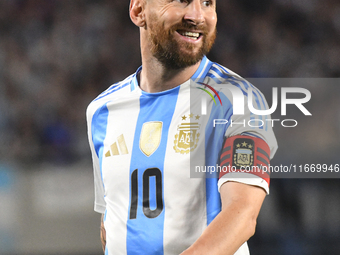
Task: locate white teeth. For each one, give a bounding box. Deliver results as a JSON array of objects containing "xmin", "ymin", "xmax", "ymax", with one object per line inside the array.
[
  {"xmin": 185, "ymin": 31, "xmax": 199, "ymax": 37},
  {"xmin": 180, "ymin": 31, "xmax": 200, "ymax": 39}
]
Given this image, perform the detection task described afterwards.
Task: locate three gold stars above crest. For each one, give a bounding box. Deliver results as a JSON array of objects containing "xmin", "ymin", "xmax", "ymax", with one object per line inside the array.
[
  {"xmin": 236, "ymin": 142, "xmax": 253, "ymax": 149},
  {"xmin": 182, "ymin": 114, "xmax": 200, "ymax": 121}
]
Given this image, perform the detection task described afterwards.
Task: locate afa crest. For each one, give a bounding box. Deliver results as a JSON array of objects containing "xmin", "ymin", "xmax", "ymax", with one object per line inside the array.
[
  {"xmin": 233, "ymin": 138, "xmax": 254, "ymax": 167},
  {"xmin": 173, "ymin": 113, "xmax": 200, "ymax": 154}
]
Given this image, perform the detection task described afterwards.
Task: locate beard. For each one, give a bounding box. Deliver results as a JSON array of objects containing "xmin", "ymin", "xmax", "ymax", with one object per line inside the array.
[{"xmin": 147, "ymin": 15, "xmax": 216, "ymax": 70}]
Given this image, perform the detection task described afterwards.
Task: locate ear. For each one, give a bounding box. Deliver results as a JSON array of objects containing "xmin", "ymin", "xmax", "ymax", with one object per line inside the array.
[{"xmin": 130, "ymin": 0, "xmax": 146, "ymax": 27}]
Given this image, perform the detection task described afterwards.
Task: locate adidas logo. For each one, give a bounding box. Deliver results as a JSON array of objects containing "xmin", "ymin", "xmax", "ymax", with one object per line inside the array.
[{"xmin": 105, "ymin": 134, "xmax": 129, "ymax": 157}]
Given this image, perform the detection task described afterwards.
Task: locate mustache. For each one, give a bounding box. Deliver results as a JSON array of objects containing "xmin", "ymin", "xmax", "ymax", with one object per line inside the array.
[{"xmin": 170, "ymin": 21, "xmax": 209, "ymax": 35}]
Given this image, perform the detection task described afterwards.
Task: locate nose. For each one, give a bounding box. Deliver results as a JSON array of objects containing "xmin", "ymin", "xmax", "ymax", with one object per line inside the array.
[{"xmin": 183, "ymin": 1, "xmax": 204, "ymax": 25}]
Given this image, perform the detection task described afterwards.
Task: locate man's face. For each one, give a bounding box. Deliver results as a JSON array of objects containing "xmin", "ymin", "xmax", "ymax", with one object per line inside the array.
[{"xmin": 144, "ymin": 0, "xmax": 217, "ymax": 69}]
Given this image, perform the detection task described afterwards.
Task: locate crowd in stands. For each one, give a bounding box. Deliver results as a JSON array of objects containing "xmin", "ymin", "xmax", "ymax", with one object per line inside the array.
[{"xmin": 0, "ymin": 0, "xmax": 339, "ymax": 165}]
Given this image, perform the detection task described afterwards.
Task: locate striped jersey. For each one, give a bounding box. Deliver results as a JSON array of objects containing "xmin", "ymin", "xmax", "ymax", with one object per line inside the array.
[{"xmin": 86, "ymin": 56, "xmax": 278, "ymax": 255}]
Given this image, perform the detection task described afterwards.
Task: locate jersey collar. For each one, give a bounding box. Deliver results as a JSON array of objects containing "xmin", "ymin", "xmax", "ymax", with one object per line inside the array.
[{"xmin": 130, "ymin": 56, "xmax": 213, "ymax": 92}]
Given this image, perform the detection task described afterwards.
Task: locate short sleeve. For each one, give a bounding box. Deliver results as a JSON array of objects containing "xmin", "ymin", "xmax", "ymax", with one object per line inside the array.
[
  {"xmin": 87, "ymin": 103, "xmax": 106, "ymax": 214},
  {"xmin": 217, "ymin": 81, "xmax": 278, "ymax": 194}
]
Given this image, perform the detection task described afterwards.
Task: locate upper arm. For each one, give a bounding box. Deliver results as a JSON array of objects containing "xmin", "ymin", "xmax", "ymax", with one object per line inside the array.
[
  {"xmin": 218, "ymin": 135, "xmax": 272, "ymax": 195},
  {"xmin": 100, "ymin": 214, "xmax": 106, "ymax": 253},
  {"xmin": 87, "ymin": 103, "xmax": 106, "ymax": 213}
]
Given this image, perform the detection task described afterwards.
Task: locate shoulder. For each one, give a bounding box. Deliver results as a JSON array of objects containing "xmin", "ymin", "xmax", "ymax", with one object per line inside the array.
[
  {"xmin": 202, "ymin": 62, "xmax": 266, "ymax": 102},
  {"xmin": 206, "ymin": 62, "xmax": 250, "ymax": 89},
  {"xmin": 86, "ymin": 73, "xmax": 136, "ymax": 120},
  {"xmin": 94, "ymin": 73, "xmax": 136, "ymax": 103}
]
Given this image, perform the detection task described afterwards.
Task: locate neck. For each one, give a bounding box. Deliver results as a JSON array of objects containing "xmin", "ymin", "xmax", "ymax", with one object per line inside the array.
[{"xmin": 139, "ymin": 53, "xmax": 201, "ymax": 93}]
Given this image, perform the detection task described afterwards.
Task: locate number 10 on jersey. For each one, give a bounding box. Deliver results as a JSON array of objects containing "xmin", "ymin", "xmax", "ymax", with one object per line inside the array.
[{"xmin": 129, "ymin": 168, "xmax": 164, "ymax": 219}]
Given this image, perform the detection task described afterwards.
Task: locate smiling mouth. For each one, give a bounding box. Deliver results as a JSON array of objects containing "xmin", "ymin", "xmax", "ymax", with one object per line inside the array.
[{"xmin": 177, "ymin": 30, "xmax": 202, "ymax": 40}]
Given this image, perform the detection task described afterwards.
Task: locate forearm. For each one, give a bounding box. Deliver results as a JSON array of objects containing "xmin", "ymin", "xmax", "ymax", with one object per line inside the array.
[
  {"xmin": 181, "ymin": 182, "xmax": 266, "ymax": 255},
  {"xmin": 181, "ymin": 202, "xmax": 256, "ymax": 255},
  {"xmin": 100, "ymin": 214, "xmax": 106, "ymax": 253}
]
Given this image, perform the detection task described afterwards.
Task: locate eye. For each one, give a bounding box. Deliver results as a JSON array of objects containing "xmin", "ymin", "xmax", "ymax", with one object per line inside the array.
[{"xmin": 202, "ymin": 0, "xmax": 213, "ymax": 7}]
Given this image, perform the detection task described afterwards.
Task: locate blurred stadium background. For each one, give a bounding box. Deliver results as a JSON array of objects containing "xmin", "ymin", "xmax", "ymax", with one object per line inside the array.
[{"xmin": 0, "ymin": 0, "xmax": 339, "ymax": 254}]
